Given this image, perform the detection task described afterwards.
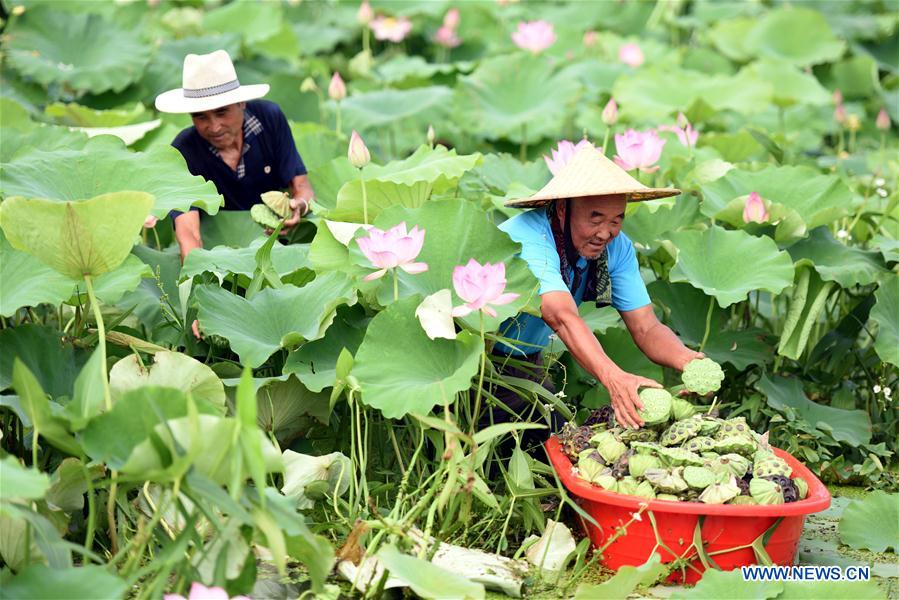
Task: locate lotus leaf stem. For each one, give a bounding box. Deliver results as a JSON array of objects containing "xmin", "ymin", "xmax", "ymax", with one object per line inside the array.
[
  {"xmin": 699, "ymin": 295, "xmax": 714, "ymax": 352},
  {"xmin": 360, "ymin": 169, "xmax": 369, "ymax": 225}
]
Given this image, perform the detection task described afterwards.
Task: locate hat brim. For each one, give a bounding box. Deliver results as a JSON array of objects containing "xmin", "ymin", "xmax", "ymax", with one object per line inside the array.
[
  {"xmin": 155, "ymin": 84, "xmax": 270, "ymax": 114},
  {"xmin": 505, "ymin": 187, "xmax": 682, "ymax": 208}
]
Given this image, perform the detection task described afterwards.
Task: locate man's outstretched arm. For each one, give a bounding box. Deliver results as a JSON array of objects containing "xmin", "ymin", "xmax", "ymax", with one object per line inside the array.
[
  {"xmin": 620, "ymin": 304, "xmax": 703, "ymax": 372},
  {"xmin": 541, "ymin": 291, "xmax": 661, "ymax": 429},
  {"xmin": 174, "ymin": 211, "xmax": 203, "ymax": 263}
]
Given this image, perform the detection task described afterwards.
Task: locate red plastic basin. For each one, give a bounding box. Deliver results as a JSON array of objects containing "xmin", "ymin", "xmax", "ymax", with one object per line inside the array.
[{"xmin": 546, "ymin": 437, "xmax": 831, "ymax": 583}]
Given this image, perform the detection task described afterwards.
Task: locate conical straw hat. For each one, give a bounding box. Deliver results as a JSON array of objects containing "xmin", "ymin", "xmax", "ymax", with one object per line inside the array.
[{"xmin": 505, "ymin": 145, "xmax": 680, "ymax": 208}]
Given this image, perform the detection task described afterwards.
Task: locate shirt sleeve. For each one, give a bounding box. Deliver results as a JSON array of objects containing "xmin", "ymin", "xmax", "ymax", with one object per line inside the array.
[
  {"xmin": 609, "ymin": 233, "xmax": 651, "ymax": 311},
  {"xmin": 270, "ymin": 104, "xmax": 307, "ymax": 184},
  {"xmin": 501, "ymin": 216, "xmax": 570, "ymax": 296}
]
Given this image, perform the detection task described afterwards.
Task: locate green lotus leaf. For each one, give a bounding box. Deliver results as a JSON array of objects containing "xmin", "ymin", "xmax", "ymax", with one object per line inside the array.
[
  {"xmin": 743, "ymin": 7, "xmax": 846, "ymax": 67},
  {"xmin": 373, "ymin": 55, "xmax": 457, "ymax": 85},
  {"xmin": 284, "ymin": 304, "xmax": 368, "ymax": 393},
  {"xmin": 44, "ymin": 101, "xmax": 149, "ymax": 127},
  {"xmin": 757, "ymin": 374, "xmax": 871, "ymax": 446},
  {"xmin": 0, "ymin": 456, "xmax": 50, "ymax": 502},
  {"xmin": 193, "ymin": 272, "xmax": 357, "ymax": 368},
  {"xmin": 707, "ymin": 17, "xmax": 757, "ymax": 62},
  {"xmin": 4, "ymin": 7, "xmax": 150, "ymax": 94},
  {"xmin": 307, "ymin": 157, "xmax": 358, "ymax": 213},
  {"xmin": 666, "ymin": 226, "xmax": 794, "ymax": 308},
  {"xmin": 109, "ymin": 351, "xmax": 226, "ymax": 410},
  {"xmin": 778, "ymin": 266, "xmax": 837, "ymax": 360},
  {"xmin": 838, "ymin": 490, "xmax": 899, "ymax": 553},
  {"xmin": 699, "ymin": 131, "xmax": 765, "ymax": 163},
  {"xmin": 870, "ymin": 235, "xmax": 899, "ymax": 264},
  {"xmin": 0, "ymin": 125, "xmax": 89, "ymax": 163},
  {"xmin": 328, "ymin": 146, "xmax": 482, "ymax": 223},
  {"xmin": 699, "ymin": 165, "xmax": 853, "ymax": 241},
  {"xmin": 0, "ymin": 97, "xmax": 34, "ymax": 132},
  {"xmin": 1, "ymin": 565, "xmax": 127, "ymax": 600},
  {"xmin": 468, "ymin": 153, "xmax": 550, "ymax": 196},
  {"xmin": 292, "ymin": 22, "xmax": 355, "ymax": 57},
  {"xmin": 117, "ymin": 245, "xmax": 183, "ymax": 329},
  {"xmin": 203, "ymin": 0, "xmax": 284, "ymax": 45},
  {"xmin": 742, "ymin": 60, "xmax": 831, "ymax": 108},
  {"xmin": 457, "ymin": 54, "xmax": 581, "ymax": 143},
  {"xmin": 181, "ymin": 240, "xmax": 310, "ymax": 281},
  {"xmin": 199, "ymin": 212, "xmax": 264, "ymax": 250},
  {"xmin": 11, "ymin": 359, "xmax": 81, "ymax": 456},
  {"xmin": 870, "ymin": 276, "xmax": 899, "ymax": 368},
  {"xmin": 340, "ymin": 85, "xmax": 453, "ymax": 131},
  {"xmin": 0, "ymin": 325, "xmax": 84, "ymax": 400},
  {"xmin": 242, "ymin": 375, "xmax": 330, "ymax": 446},
  {"xmin": 622, "ymin": 196, "xmax": 700, "ymax": 255},
  {"xmin": 1, "ymin": 136, "xmax": 223, "ymax": 217},
  {"xmin": 376, "ymin": 544, "xmax": 486, "ymax": 600},
  {"xmin": 788, "ymin": 227, "xmax": 888, "ymax": 288},
  {"xmin": 613, "ymin": 66, "xmax": 772, "ymax": 121},
  {"xmin": 352, "ymin": 296, "xmax": 483, "ymax": 419},
  {"xmin": 574, "ymin": 554, "xmax": 665, "ymax": 600},
  {"xmin": 0, "ymin": 191, "xmax": 153, "ymax": 279},
  {"xmin": 289, "ymin": 122, "xmax": 345, "ymax": 173},
  {"xmin": 81, "ymin": 386, "xmax": 220, "ymax": 469},
  {"xmin": 361, "ymin": 200, "xmax": 539, "ymax": 330},
  {"xmin": 830, "ymin": 55, "xmax": 879, "ymax": 100},
  {"xmin": 254, "ymin": 24, "xmax": 301, "ymax": 64}
]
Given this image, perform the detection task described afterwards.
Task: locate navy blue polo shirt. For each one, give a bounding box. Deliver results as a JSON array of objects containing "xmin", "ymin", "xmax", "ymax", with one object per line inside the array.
[{"xmin": 172, "ymin": 100, "xmax": 306, "ymax": 213}]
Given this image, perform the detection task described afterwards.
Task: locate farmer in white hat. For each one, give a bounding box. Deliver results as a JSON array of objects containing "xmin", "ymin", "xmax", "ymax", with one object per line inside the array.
[
  {"xmin": 495, "ymin": 144, "xmax": 703, "ymax": 435},
  {"xmin": 156, "ymin": 50, "xmax": 314, "ymax": 261}
]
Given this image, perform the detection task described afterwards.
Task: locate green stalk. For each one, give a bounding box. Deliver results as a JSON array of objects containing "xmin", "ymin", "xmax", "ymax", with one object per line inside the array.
[
  {"xmin": 602, "ymin": 126, "xmax": 612, "ymax": 157},
  {"xmin": 699, "ymin": 296, "xmax": 714, "ymax": 352},
  {"xmin": 83, "ymin": 275, "xmax": 111, "ymax": 410},
  {"xmin": 392, "ymin": 268, "xmax": 399, "ymax": 302},
  {"xmin": 363, "ymin": 26, "xmax": 370, "ymax": 55},
  {"xmin": 335, "ymin": 102, "xmax": 342, "ymax": 137},
  {"xmin": 81, "ymin": 462, "xmax": 97, "ymax": 555},
  {"xmin": 360, "ymin": 170, "xmax": 369, "ymax": 225},
  {"xmin": 470, "ymin": 312, "xmax": 487, "ymax": 438},
  {"xmin": 519, "ymin": 123, "xmax": 528, "ymax": 161}
]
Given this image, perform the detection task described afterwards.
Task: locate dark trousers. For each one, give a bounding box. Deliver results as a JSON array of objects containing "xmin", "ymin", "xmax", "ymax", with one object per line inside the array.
[{"xmin": 482, "ymin": 351, "xmax": 566, "ymax": 454}]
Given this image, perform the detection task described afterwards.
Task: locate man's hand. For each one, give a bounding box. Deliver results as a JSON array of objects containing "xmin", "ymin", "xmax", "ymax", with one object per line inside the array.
[
  {"xmin": 279, "ymin": 197, "xmax": 310, "ymax": 234},
  {"xmin": 600, "ymin": 368, "xmax": 662, "ymax": 429},
  {"xmin": 677, "ymin": 350, "xmax": 705, "ymax": 371}
]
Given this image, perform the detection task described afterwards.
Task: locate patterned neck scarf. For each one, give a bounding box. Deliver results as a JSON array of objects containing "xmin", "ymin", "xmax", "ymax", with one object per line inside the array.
[{"xmin": 548, "ymin": 201, "xmax": 612, "ymax": 307}]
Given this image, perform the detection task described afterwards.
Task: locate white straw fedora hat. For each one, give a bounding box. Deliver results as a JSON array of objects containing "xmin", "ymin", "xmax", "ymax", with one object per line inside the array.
[
  {"xmin": 155, "ymin": 50, "xmax": 269, "ymax": 114},
  {"xmin": 505, "ymin": 145, "xmax": 680, "ymax": 208}
]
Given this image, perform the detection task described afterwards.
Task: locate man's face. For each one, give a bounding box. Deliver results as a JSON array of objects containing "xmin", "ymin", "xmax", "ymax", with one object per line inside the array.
[
  {"xmin": 190, "ymin": 102, "xmax": 245, "ymax": 150},
  {"xmin": 557, "ymin": 195, "xmax": 627, "ymax": 259}
]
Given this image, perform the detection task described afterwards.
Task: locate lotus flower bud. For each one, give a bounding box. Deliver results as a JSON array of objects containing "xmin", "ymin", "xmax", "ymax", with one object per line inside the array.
[
  {"xmin": 834, "ymin": 104, "xmax": 847, "ymax": 125},
  {"xmin": 427, "ymin": 124, "xmax": 436, "ymax": 146},
  {"xmin": 300, "ymin": 77, "xmax": 318, "ymax": 93},
  {"xmin": 876, "ymin": 107, "xmax": 891, "ymax": 131},
  {"xmin": 601, "ymin": 98, "xmax": 618, "ymax": 126},
  {"xmin": 348, "ymin": 130, "xmax": 371, "ymax": 168},
  {"xmin": 832, "ymin": 89, "xmax": 843, "ymax": 105},
  {"xmin": 328, "ymin": 72, "xmax": 346, "ymax": 101},
  {"xmin": 742, "ymin": 191, "xmax": 768, "ymax": 224},
  {"xmin": 583, "ymin": 30, "xmax": 599, "ymax": 48},
  {"xmin": 846, "ymin": 114, "xmax": 861, "ymax": 132},
  {"xmin": 357, "ymin": 0, "xmax": 373, "ymax": 25}
]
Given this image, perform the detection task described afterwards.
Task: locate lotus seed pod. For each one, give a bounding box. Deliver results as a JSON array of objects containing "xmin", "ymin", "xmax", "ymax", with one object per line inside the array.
[
  {"xmin": 628, "ymin": 453, "xmax": 661, "ymax": 477},
  {"xmin": 590, "ymin": 431, "xmax": 628, "ymax": 464},
  {"xmin": 260, "ymin": 190, "xmax": 292, "ymax": 218},
  {"xmin": 633, "ymin": 480, "xmax": 656, "ymax": 499},
  {"xmin": 656, "ymin": 446, "xmax": 704, "ymax": 467},
  {"xmin": 728, "ymin": 495, "xmax": 758, "ymax": 505},
  {"xmin": 683, "ymin": 466, "xmax": 717, "ymax": 490},
  {"xmin": 656, "ymin": 493, "xmax": 680, "ymax": 501},
  {"xmin": 683, "ymin": 435, "xmax": 716, "ymax": 453},
  {"xmin": 712, "ymin": 435, "xmax": 757, "ymax": 457},
  {"xmin": 637, "ymin": 388, "xmax": 673, "ymax": 425},
  {"xmin": 752, "ymin": 455, "xmax": 792, "ymax": 479},
  {"xmin": 671, "ymin": 397, "xmax": 697, "ymax": 420},
  {"xmin": 660, "ymin": 417, "xmax": 701, "ymax": 446},
  {"xmin": 699, "ymin": 478, "xmax": 741, "ymax": 504},
  {"xmin": 763, "ymin": 475, "xmax": 799, "ymax": 503},
  {"xmin": 749, "ymin": 477, "xmax": 784, "ymax": 505},
  {"xmin": 644, "ymin": 467, "xmax": 689, "ymax": 494},
  {"xmin": 681, "ymin": 358, "xmax": 725, "ymax": 395},
  {"xmin": 793, "ymin": 477, "xmax": 809, "ymax": 500},
  {"xmin": 250, "ymin": 204, "xmax": 283, "ymax": 229},
  {"xmin": 709, "ymin": 453, "xmax": 751, "ymax": 478}
]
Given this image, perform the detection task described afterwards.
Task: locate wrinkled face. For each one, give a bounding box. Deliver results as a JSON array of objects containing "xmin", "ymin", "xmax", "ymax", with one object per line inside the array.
[
  {"xmin": 556, "ymin": 195, "xmax": 627, "ymax": 259},
  {"xmin": 190, "ymin": 102, "xmax": 245, "ymax": 150}
]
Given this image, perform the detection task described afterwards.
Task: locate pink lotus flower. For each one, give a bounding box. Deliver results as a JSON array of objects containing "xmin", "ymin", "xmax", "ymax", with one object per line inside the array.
[
  {"xmin": 451, "ymin": 259, "xmax": 519, "ymax": 318},
  {"xmin": 357, "ymin": 222, "xmax": 428, "ymax": 281},
  {"xmin": 511, "ymin": 20, "xmax": 556, "ymax": 54},
  {"xmin": 544, "ymin": 139, "xmax": 594, "ymax": 176},
  {"xmin": 618, "ymin": 43, "xmax": 644, "ymax": 67},
  {"xmin": 371, "ymin": 15, "xmax": 412, "ymax": 42},
  {"xmin": 832, "ymin": 89, "xmax": 843, "ymax": 105},
  {"xmin": 583, "ymin": 30, "xmax": 599, "ymax": 48},
  {"xmin": 742, "ymin": 192, "xmax": 768, "ymax": 224},
  {"xmin": 143, "ymin": 215, "xmax": 158, "ymax": 228},
  {"xmin": 613, "ymin": 129, "xmax": 665, "ymax": 173},
  {"xmin": 348, "ymin": 130, "xmax": 371, "ymax": 168},
  {"xmin": 601, "ymin": 99, "xmax": 618, "ymax": 126},
  {"xmin": 434, "ymin": 25, "xmax": 461, "ymax": 48},
  {"xmin": 876, "ymin": 107, "xmax": 891, "ymax": 131},
  {"xmin": 357, "ymin": 0, "xmax": 373, "ymax": 25},
  {"xmin": 659, "ymin": 114, "xmax": 698, "ymax": 148},
  {"xmin": 164, "ymin": 583, "xmax": 248, "ymax": 600},
  {"xmin": 328, "ymin": 72, "xmax": 346, "ymax": 101},
  {"xmin": 443, "ymin": 8, "xmax": 460, "ymax": 29},
  {"xmin": 834, "ymin": 103, "xmax": 846, "ymax": 125}
]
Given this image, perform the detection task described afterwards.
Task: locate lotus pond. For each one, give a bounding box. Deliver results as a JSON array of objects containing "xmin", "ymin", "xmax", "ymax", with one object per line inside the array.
[{"xmin": 0, "ymin": 0, "xmax": 897, "ymax": 598}]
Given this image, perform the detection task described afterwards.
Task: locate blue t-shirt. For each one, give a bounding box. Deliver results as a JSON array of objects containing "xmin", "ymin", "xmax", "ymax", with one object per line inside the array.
[
  {"xmin": 172, "ymin": 100, "xmax": 306, "ymax": 213},
  {"xmin": 495, "ymin": 207, "xmax": 651, "ymax": 356}
]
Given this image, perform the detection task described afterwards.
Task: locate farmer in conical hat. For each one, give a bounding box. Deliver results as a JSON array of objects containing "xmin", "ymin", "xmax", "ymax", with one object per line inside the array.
[
  {"xmin": 496, "ymin": 143, "xmax": 703, "ymax": 436},
  {"xmin": 156, "ymin": 50, "xmax": 314, "ymax": 262}
]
